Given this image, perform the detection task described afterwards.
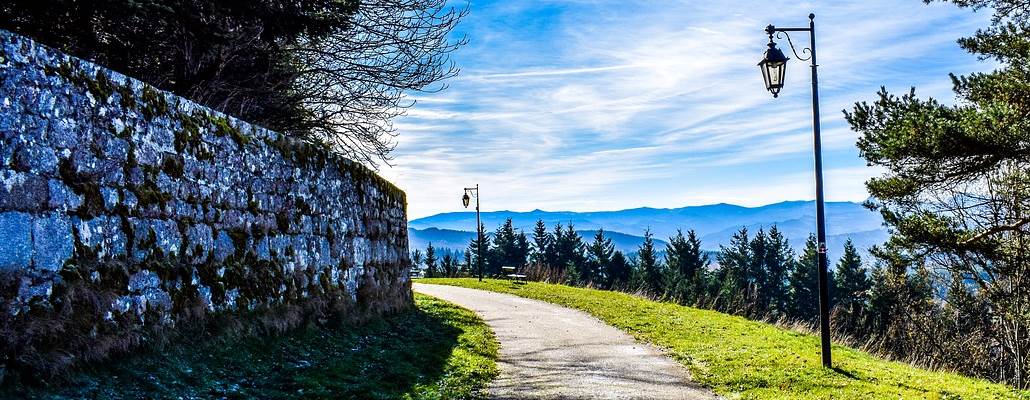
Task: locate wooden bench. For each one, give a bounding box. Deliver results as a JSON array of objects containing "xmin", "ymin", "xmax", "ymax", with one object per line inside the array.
[{"xmin": 501, "ymin": 266, "xmax": 526, "ymax": 283}]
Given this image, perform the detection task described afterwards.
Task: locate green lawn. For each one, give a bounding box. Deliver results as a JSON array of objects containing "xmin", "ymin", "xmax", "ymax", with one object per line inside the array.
[
  {"xmin": 1, "ymin": 293, "xmax": 498, "ymax": 400},
  {"xmin": 419, "ymin": 278, "xmax": 1028, "ymax": 400}
]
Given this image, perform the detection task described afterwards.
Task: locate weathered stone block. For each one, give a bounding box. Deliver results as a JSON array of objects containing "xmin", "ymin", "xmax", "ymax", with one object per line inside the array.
[
  {"xmin": 47, "ymin": 179, "xmax": 82, "ymax": 211},
  {"xmin": 49, "ymin": 116, "xmax": 79, "ymax": 149},
  {"xmin": 213, "ymin": 230, "xmax": 235, "ymax": 262},
  {"xmin": 32, "ymin": 213, "xmax": 73, "ymax": 271},
  {"xmin": 11, "ymin": 142, "xmax": 58, "ymax": 175},
  {"xmin": 0, "ymin": 170, "xmax": 49, "ymax": 211},
  {"xmin": 0, "ymin": 211, "xmax": 32, "ymax": 270},
  {"xmin": 101, "ymin": 187, "xmax": 119, "ymax": 210},
  {"xmin": 185, "ymin": 224, "xmax": 213, "ymax": 263}
]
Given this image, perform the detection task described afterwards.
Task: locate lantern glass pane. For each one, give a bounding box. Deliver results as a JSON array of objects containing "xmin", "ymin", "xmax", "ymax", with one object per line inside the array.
[
  {"xmin": 759, "ymin": 62, "xmax": 772, "ymax": 89},
  {"xmin": 769, "ymin": 62, "xmax": 784, "ymax": 86}
]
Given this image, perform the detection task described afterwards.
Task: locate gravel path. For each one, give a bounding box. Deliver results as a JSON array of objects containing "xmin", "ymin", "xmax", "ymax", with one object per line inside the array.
[{"xmin": 413, "ymin": 283, "xmax": 717, "ymax": 400}]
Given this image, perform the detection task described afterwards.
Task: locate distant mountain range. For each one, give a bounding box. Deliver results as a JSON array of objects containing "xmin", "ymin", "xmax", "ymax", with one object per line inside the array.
[
  {"xmin": 408, "ymin": 227, "xmax": 669, "ymax": 255},
  {"xmin": 407, "ymin": 201, "xmax": 889, "ymax": 258}
]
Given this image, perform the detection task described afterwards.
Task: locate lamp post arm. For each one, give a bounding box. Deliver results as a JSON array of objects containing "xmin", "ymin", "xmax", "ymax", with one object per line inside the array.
[{"xmin": 769, "ymin": 28, "xmax": 813, "ymax": 62}]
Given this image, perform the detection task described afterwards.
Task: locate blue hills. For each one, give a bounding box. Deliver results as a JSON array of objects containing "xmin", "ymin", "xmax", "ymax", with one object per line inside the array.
[{"xmin": 407, "ymin": 200, "xmax": 888, "ymax": 259}]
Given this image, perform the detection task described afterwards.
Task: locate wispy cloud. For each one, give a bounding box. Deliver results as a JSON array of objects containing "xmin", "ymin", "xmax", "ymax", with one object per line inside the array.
[{"xmin": 380, "ymin": 0, "xmax": 994, "ymax": 219}]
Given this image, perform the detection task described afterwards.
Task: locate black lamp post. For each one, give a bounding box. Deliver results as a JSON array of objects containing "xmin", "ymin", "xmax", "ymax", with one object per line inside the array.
[
  {"xmin": 759, "ymin": 13, "xmax": 832, "ymax": 368},
  {"xmin": 462, "ymin": 185, "xmax": 483, "ymax": 282}
]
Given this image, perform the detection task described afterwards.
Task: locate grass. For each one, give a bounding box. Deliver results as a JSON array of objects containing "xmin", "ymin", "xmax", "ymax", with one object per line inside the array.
[
  {"xmin": 1, "ymin": 294, "xmax": 498, "ymax": 400},
  {"xmin": 419, "ymin": 278, "xmax": 1029, "ymax": 400}
]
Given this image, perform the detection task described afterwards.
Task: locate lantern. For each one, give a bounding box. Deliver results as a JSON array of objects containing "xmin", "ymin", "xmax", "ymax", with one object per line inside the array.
[{"xmin": 758, "ymin": 39, "xmax": 789, "ymax": 97}]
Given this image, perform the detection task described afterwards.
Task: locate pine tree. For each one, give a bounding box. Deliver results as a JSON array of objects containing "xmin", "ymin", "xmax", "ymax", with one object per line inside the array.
[
  {"xmin": 844, "ymin": 0, "xmax": 1030, "ymax": 385},
  {"xmin": 491, "ymin": 219, "xmax": 529, "ymax": 274},
  {"xmin": 411, "ymin": 249, "xmax": 423, "ymax": 275},
  {"xmin": 606, "ymin": 250, "xmax": 632, "ymax": 290},
  {"xmin": 587, "ymin": 229, "xmax": 615, "ymax": 286},
  {"xmin": 515, "ymin": 231, "xmax": 531, "ymax": 269},
  {"xmin": 530, "ymin": 219, "xmax": 553, "ymax": 267},
  {"xmin": 665, "ymin": 230, "xmax": 709, "ymax": 305},
  {"xmin": 467, "ymin": 222, "xmax": 491, "ymax": 278},
  {"xmin": 863, "ymin": 247, "xmax": 940, "ymax": 366},
  {"xmin": 562, "ymin": 261, "xmax": 580, "ymax": 286},
  {"xmin": 635, "ymin": 229, "xmax": 664, "ymax": 296},
  {"xmin": 550, "ymin": 223, "xmax": 566, "ymax": 276},
  {"xmin": 832, "ymin": 239, "xmax": 870, "ymax": 331},
  {"xmin": 441, "ymin": 253, "xmax": 456, "ymax": 277},
  {"xmin": 462, "ymin": 251, "xmax": 473, "ymax": 277},
  {"xmin": 424, "ymin": 243, "xmax": 438, "ymax": 278},
  {"xmin": 747, "ymin": 229, "xmax": 770, "ymax": 314},
  {"xmin": 762, "ymin": 226, "xmax": 794, "ymax": 317},
  {"xmin": 787, "ymin": 235, "xmax": 822, "ymax": 323},
  {"xmin": 715, "ymin": 227, "xmax": 751, "ymax": 312},
  {"xmin": 553, "ymin": 223, "xmax": 587, "ymax": 284}
]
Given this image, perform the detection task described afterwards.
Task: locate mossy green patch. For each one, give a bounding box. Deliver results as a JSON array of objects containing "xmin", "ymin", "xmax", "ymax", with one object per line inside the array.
[
  {"xmin": 44, "ymin": 60, "xmax": 116, "ymax": 103},
  {"xmin": 205, "ymin": 114, "xmax": 250, "ymax": 147},
  {"xmin": 420, "ymin": 278, "xmax": 1029, "ymax": 400},
  {"xmin": 130, "ymin": 164, "xmax": 172, "ymax": 208},
  {"xmin": 58, "ymin": 157, "xmax": 105, "ymax": 219},
  {"xmin": 139, "ymin": 85, "xmax": 168, "ymax": 120}
]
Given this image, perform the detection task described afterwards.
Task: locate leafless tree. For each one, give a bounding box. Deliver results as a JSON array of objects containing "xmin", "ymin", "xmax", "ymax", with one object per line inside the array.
[{"xmin": 288, "ymin": 0, "xmax": 468, "ymax": 167}]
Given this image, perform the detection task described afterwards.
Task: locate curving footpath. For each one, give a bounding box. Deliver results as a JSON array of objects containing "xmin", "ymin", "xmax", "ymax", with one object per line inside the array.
[{"xmin": 413, "ymin": 283, "xmax": 718, "ymax": 400}]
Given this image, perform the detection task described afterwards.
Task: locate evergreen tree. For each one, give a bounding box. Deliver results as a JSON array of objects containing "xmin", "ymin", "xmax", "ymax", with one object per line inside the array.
[
  {"xmin": 832, "ymin": 240, "xmax": 871, "ymax": 331},
  {"xmin": 530, "ymin": 219, "xmax": 553, "ymax": 267},
  {"xmin": 787, "ymin": 235, "xmax": 823, "ymax": 323},
  {"xmin": 424, "ymin": 242, "xmax": 438, "ymax": 278},
  {"xmin": 515, "ymin": 231, "xmax": 531, "ymax": 268},
  {"xmin": 715, "ymin": 227, "xmax": 751, "ymax": 312},
  {"xmin": 587, "ymin": 229, "xmax": 615, "ymax": 286},
  {"xmin": 550, "ymin": 223, "xmax": 566, "ymax": 275},
  {"xmin": 411, "ymin": 249, "xmax": 423, "ymax": 275},
  {"xmin": 491, "ymin": 219, "xmax": 529, "ymax": 273},
  {"xmin": 606, "ymin": 250, "xmax": 632, "ymax": 289},
  {"xmin": 747, "ymin": 229, "xmax": 770, "ymax": 314},
  {"xmin": 552, "ymin": 223, "xmax": 587, "ymax": 284},
  {"xmin": 462, "ymin": 251, "xmax": 473, "ymax": 277},
  {"xmin": 844, "ymin": 0, "xmax": 1030, "ymax": 385},
  {"xmin": 562, "ymin": 261, "xmax": 581, "ymax": 286},
  {"xmin": 863, "ymin": 248, "xmax": 939, "ymax": 367},
  {"xmin": 665, "ymin": 230, "xmax": 709, "ymax": 305},
  {"xmin": 441, "ymin": 253, "xmax": 456, "ymax": 277},
  {"xmin": 467, "ymin": 222, "xmax": 491, "ymax": 278},
  {"xmin": 635, "ymin": 229, "xmax": 664, "ymax": 296},
  {"xmin": 762, "ymin": 226, "xmax": 794, "ymax": 317},
  {"xmin": 940, "ymin": 272, "xmax": 995, "ymax": 375}
]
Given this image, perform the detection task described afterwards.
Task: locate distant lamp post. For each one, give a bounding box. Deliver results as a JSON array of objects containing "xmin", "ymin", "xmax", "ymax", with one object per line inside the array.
[
  {"xmin": 462, "ymin": 185, "xmax": 483, "ymax": 281},
  {"xmin": 760, "ymin": 13, "xmax": 833, "ymax": 368}
]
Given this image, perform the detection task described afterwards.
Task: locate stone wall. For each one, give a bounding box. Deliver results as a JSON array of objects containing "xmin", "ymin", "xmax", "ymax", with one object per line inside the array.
[{"xmin": 0, "ymin": 30, "xmax": 411, "ymax": 375}]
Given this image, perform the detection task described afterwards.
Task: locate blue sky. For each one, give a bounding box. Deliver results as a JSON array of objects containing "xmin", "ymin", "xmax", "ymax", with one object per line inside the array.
[{"xmin": 378, "ymin": 1, "xmax": 994, "ymax": 219}]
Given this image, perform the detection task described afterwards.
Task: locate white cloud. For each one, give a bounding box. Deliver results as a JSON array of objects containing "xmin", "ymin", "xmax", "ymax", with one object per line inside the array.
[{"xmin": 380, "ymin": 0, "xmax": 995, "ymax": 219}]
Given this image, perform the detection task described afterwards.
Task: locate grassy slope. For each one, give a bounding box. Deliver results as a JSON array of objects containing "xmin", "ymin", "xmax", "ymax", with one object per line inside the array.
[
  {"xmin": 1, "ymin": 294, "xmax": 498, "ymax": 400},
  {"xmin": 420, "ymin": 278, "xmax": 1028, "ymax": 400}
]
